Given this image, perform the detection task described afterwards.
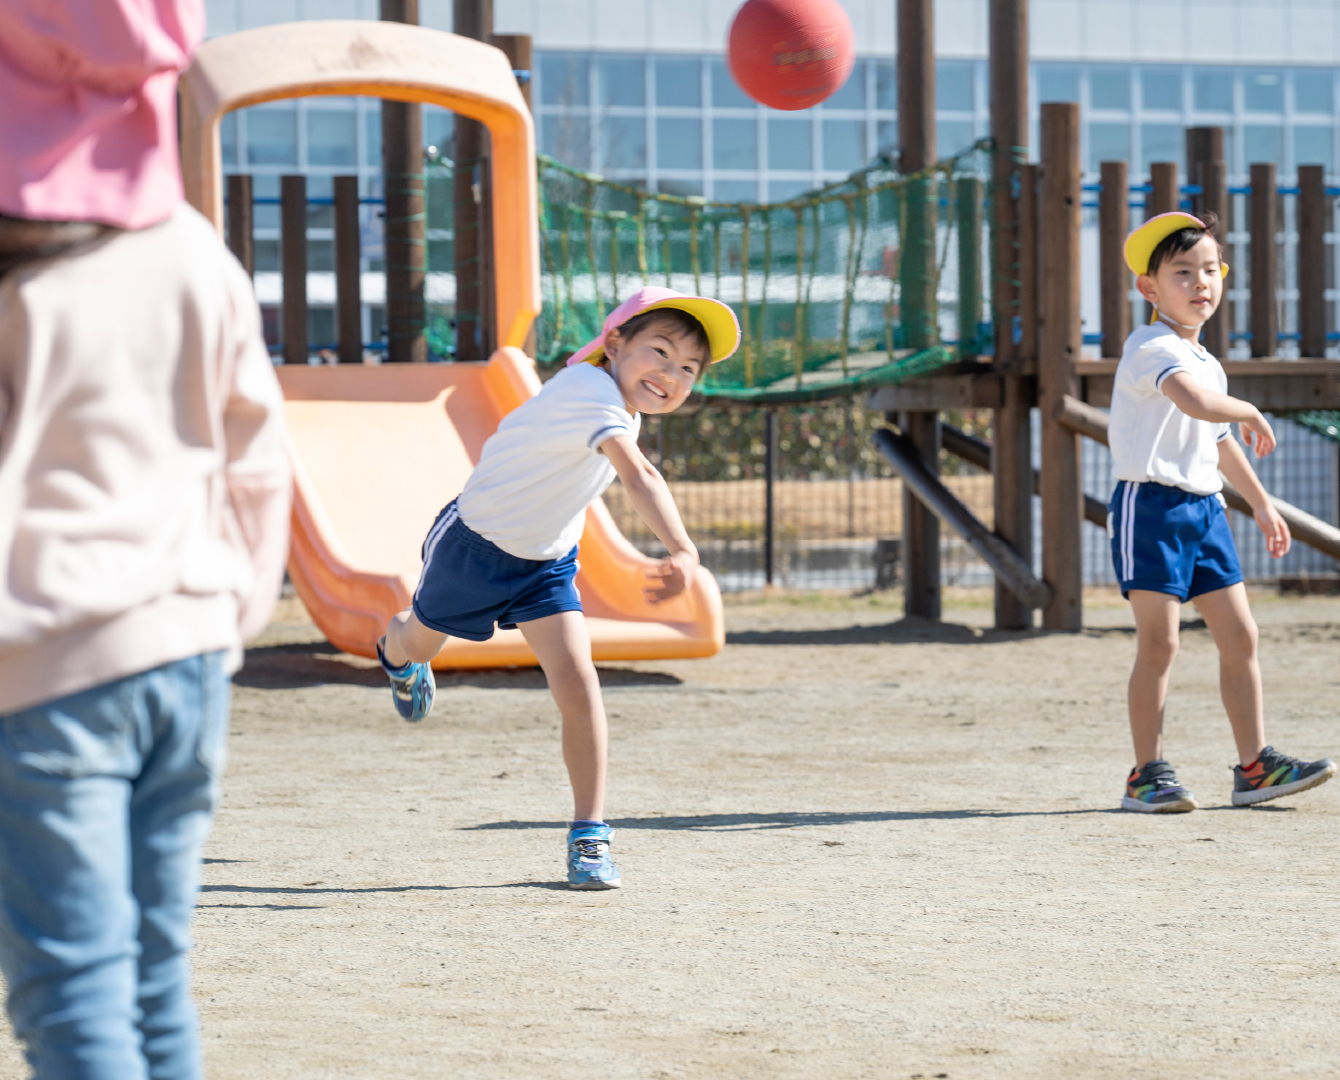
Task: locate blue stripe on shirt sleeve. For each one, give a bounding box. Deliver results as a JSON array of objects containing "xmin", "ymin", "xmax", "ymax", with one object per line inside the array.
[{"xmin": 1154, "ymin": 364, "xmax": 1189, "ymax": 389}]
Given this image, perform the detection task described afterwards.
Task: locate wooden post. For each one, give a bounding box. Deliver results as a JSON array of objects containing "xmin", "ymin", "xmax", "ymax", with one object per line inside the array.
[
  {"xmin": 1099, "ymin": 160, "xmax": 1130, "ymax": 358},
  {"xmin": 381, "ymin": 0, "xmax": 426, "ymax": 363},
  {"xmin": 1249, "ymin": 162, "xmax": 1277, "ymax": 358},
  {"xmin": 1038, "ymin": 103, "xmax": 1083, "ymax": 631},
  {"xmin": 1187, "ymin": 128, "xmax": 1228, "ymax": 358},
  {"xmin": 454, "ymin": 0, "xmax": 495, "ymax": 362},
  {"xmin": 989, "ymin": 0, "xmax": 1033, "ymax": 630},
  {"xmin": 1298, "ymin": 164, "xmax": 1328, "ymax": 358},
  {"xmin": 956, "ymin": 176, "xmax": 983, "ymax": 356},
  {"xmin": 334, "ymin": 175, "xmax": 362, "ymax": 364},
  {"xmin": 764, "ymin": 410, "xmax": 778, "ymax": 586},
  {"xmin": 898, "ymin": 0, "xmax": 939, "ymax": 620},
  {"xmin": 281, "ymin": 173, "xmax": 307, "ymax": 365},
  {"xmin": 226, "ymin": 173, "xmax": 253, "ymax": 276},
  {"xmin": 1143, "ymin": 161, "xmax": 1178, "ymax": 323}
]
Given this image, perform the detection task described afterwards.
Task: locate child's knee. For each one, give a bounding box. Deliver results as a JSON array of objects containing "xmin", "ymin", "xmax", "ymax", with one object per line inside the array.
[
  {"xmin": 1137, "ymin": 631, "xmax": 1179, "ymax": 669},
  {"xmin": 1218, "ymin": 616, "xmax": 1258, "ymax": 661}
]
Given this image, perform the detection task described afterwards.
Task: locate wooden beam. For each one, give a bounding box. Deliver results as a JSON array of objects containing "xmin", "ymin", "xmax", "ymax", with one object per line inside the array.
[
  {"xmin": 897, "ymin": 0, "xmax": 935, "ymax": 175},
  {"xmin": 334, "ymin": 175, "xmax": 362, "ymax": 364},
  {"xmin": 280, "ymin": 173, "xmax": 307, "ymax": 365},
  {"xmin": 1249, "ymin": 162, "xmax": 1277, "ymax": 359},
  {"xmin": 956, "ymin": 176, "xmax": 983, "ymax": 356},
  {"xmin": 1058, "ymin": 394, "xmax": 1340, "ymax": 562},
  {"xmin": 865, "ymin": 373, "xmax": 1013, "ymax": 411},
  {"xmin": 1099, "ymin": 159, "xmax": 1131, "ymax": 358},
  {"xmin": 989, "ymin": 0, "xmax": 1033, "ymax": 631},
  {"xmin": 226, "ymin": 173, "xmax": 253, "ymax": 277},
  {"xmin": 1185, "ymin": 130, "xmax": 1229, "ymax": 359},
  {"xmin": 1297, "ymin": 164, "xmax": 1328, "ymax": 359},
  {"xmin": 898, "ymin": 411, "xmax": 942, "ymax": 618},
  {"xmin": 454, "ymin": 0, "xmax": 495, "ymax": 363},
  {"xmin": 1144, "ymin": 161, "xmax": 1178, "ymax": 323},
  {"xmin": 875, "ymin": 428, "xmax": 1051, "ymax": 610},
  {"xmin": 1039, "ymin": 103, "xmax": 1084, "ymax": 631},
  {"xmin": 1077, "ymin": 359, "xmax": 1340, "ymax": 411}
]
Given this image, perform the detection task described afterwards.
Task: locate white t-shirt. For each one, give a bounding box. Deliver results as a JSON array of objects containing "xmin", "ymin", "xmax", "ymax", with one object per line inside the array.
[
  {"xmin": 457, "ymin": 362, "xmax": 641, "ymax": 560},
  {"xmin": 1109, "ymin": 321, "xmax": 1231, "ymax": 496}
]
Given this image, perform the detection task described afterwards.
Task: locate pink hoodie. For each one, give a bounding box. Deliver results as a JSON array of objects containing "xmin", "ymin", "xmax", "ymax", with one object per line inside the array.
[{"xmin": 0, "ymin": 1, "xmax": 291, "ymax": 713}]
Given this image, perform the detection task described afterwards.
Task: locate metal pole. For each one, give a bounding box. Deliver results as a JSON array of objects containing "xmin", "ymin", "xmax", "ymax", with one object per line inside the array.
[
  {"xmin": 764, "ymin": 409, "xmax": 777, "ymax": 587},
  {"xmin": 381, "ymin": 0, "xmax": 426, "ymax": 363},
  {"xmin": 1039, "ymin": 103, "xmax": 1083, "ymax": 631},
  {"xmin": 334, "ymin": 175, "xmax": 362, "ymax": 363},
  {"xmin": 226, "ymin": 173, "xmax": 253, "ymax": 277},
  {"xmin": 281, "ymin": 173, "xmax": 307, "ymax": 365}
]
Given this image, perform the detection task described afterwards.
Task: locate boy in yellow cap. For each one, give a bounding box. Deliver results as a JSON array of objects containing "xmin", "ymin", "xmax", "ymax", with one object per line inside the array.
[
  {"xmin": 1110, "ymin": 211, "xmax": 1334, "ymax": 812},
  {"xmin": 377, "ymin": 287, "xmax": 740, "ymax": 887}
]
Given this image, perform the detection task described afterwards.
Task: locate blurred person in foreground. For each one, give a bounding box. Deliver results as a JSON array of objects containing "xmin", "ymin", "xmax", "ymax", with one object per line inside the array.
[{"xmin": 0, "ymin": 2, "xmax": 291, "ymax": 1076}]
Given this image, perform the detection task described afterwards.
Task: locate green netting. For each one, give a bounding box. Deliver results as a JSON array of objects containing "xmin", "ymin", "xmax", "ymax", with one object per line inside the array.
[
  {"xmin": 532, "ymin": 141, "xmax": 994, "ymax": 403},
  {"xmin": 1289, "ymin": 411, "xmax": 1340, "ymax": 444}
]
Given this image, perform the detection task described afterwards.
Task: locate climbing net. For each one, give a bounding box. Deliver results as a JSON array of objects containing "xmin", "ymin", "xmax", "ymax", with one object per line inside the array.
[{"xmin": 534, "ymin": 142, "xmax": 994, "ymax": 403}]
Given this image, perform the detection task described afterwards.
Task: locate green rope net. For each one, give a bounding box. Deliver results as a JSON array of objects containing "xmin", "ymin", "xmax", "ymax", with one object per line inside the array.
[{"xmin": 533, "ymin": 142, "xmax": 992, "ymax": 403}]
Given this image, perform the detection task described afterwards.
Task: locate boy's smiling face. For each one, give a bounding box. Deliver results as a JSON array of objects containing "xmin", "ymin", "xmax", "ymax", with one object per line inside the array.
[
  {"xmin": 602, "ymin": 317, "xmax": 706, "ymax": 415},
  {"xmin": 1136, "ymin": 234, "xmax": 1223, "ymax": 329}
]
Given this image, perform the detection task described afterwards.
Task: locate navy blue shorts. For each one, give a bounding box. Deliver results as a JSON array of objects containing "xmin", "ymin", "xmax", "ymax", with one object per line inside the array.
[
  {"xmin": 1108, "ymin": 480, "xmax": 1243, "ymax": 601},
  {"xmin": 411, "ymin": 501, "xmax": 583, "ymax": 641}
]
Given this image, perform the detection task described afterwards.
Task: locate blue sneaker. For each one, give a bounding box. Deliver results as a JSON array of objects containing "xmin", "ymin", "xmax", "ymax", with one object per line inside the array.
[
  {"xmin": 376, "ymin": 636, "xmax": 435, "ymax": 722},
  {"xmin": 567, "ymin": 824, "xmax": 621, "ymax": 890}
]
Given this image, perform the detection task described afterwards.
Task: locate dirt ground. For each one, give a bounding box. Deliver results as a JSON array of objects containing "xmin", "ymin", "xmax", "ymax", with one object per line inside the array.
[{"xmin": 3, "ymin": 588, "xmax": 1340, "ymax": 1079}]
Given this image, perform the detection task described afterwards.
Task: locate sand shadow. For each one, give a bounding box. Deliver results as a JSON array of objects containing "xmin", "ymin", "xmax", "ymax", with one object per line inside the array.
[
  {"xmin": 197, "ymin": 881, "xmax": 568, "ymax": 901},
  {"xmin": 726, "ymin": 618, "xmax": 1036, "ymax": 647},
  {"xmin": 464, "ymin": 808, "xmax": 1120, "ymax": 832}
]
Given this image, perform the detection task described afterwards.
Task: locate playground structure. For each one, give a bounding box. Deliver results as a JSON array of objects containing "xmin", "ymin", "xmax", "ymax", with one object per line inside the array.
[
  {"xmin": 185, "ymin": 0, "xmax": 1340, "ymax": 642},
  {"xmin": 179, "ymin": 18, "xmax": 724, "ymax": 668}
]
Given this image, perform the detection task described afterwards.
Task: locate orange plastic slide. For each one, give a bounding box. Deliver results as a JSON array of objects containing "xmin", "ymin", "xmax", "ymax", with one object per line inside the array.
[{"xmin": 279, "ymin": 348, "xmax": 723, "ymax": 669}]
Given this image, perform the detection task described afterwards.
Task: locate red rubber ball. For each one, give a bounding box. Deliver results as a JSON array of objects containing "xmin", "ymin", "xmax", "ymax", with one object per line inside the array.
[{"xmin": 727, "ymin": 0, "xmax": 856, "ymax": 112}]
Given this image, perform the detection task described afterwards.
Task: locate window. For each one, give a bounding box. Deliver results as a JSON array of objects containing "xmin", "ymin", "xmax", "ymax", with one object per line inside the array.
[
  {"xmin": 822, "ymin": 119, "xmax": 865, "ymax": 171},
  {"xmin": 1089, "ymin": 68, "xmax": 1130, "ymax": 111},
  {"xmin": 541, "ymin": 114, "xmax": 592, "ymax": 168},
  {"xmin": 1037, "ymin": 65, "xmax": 1079, "ymax": 104},
  {"xmin": 656, "ymin": 58, "xmax": 701, "ymax": 108},
  {"xmin": 876, "ymin": 119, "xmax": 898, "ymax": 158},
  {"xmin": 1294, "ymin": 69, "xmax": 1334, "ymax": 114},
  {"xmin": 423, "ymin": 107, "xmax": 453, "ymax": 156},
  {"xmin": 1193, "ymin": 69, "xmax": 1233, "ymax": 112},
  {"xmin": 1089, "ymin": 122, "xmax": 1130, "ymax": 172},
  {"xmin": 1141, "ymin": 123, "xmax": 1183, "ymax": 172},
  {"xmin": 714, "ymin": 179, "xmax": 759, "ymax": 203},
  {"xmin": 599, "ymin": 55, "xmax": 645, "ymax": 107},
  {"xmin": 875, "ymin": 61, "xmax": 896, "ymax": 110},
  {"xmin": 601, "ymin": 116, "xmax": 646, "ymax": 170},
  {"xmin": 714, "ymin": 118, "xmax": 757, "ymax": 170},
  {"xmin": 540, "ymin": 53, "xmax": 589, "ymax": 107},
  {"xmin": 252, "ymin": 174, "xmax": 279, "ymax": 230},
  {"xmin": 246, "ymin": 107, "xmax": 297, "ymax": 166},
  {"xmin": 220, "ymin": 113, "xmax": 237, "ymax": 167},
  {"xmin": 768, "ymin": 178, "xmax": 813, "ymax": 202},
  {"xmin": 768, "ymin": 118, "xmax": 812, "ymax": 170},
  {"xmin": 937, "ymin": 120, "xmax": 974, "ymax": 157},
  {"xmin": 825, "ymin": 61, "xmax": 865, "ymax": 109},
  {"xmin": 936, "ymin": 61, "xmax": 973, "ymax": 111},
  {"xmin": 657, "ymin": 117, "xmax": 702, "ymax": 169},
  {"xmin": 658, "ymin": 178, "xmax": 702, "ymax": 197},
  {"xmin": 1242, "ymin": 124, "xmax": 1283, "ymax": 168},
  {"xmin": 363, "ymin": 110, "xmax": 381, "ymax": 167},
  {"xmin": 307, "ymin": 109, "xmax": 356, "ymax": 167},
  {"xmin": 711, "ymin": 58, "xmax": 753, "ymax": 109},
  {"xmin": 1141, "ymin": 67, "xmax": 1181, "ymax": 111},
  {"xmin": 1295, "ymin": 126, "xmax": 1333, "ymax": 169},
  {"xmin": 1244, "ymin": 71, "xmax": 1284, "ymax": 113}
]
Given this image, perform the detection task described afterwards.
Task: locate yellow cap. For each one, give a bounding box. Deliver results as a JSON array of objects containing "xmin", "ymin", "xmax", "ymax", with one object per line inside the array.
[{"xmin": 1125, "ymin": 211, "xmax": 1229, "ymax": 279}]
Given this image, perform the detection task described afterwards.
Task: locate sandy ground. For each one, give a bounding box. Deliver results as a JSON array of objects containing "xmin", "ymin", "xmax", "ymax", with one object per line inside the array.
[{"xmin": 3, "ymin": 589, "xmax": 1340, "ymax": 1079}]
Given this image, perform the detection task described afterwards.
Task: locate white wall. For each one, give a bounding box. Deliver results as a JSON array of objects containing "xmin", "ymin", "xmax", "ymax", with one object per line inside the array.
[{"xmin": 206, "ymin": 0, "xmax": 1340, "ymax": 65}]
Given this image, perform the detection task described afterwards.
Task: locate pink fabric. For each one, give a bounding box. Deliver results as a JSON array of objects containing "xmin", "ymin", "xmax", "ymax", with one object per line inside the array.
[{"xmin": 0, "ymin": 0, "xmax": 204, "ymax": 229}]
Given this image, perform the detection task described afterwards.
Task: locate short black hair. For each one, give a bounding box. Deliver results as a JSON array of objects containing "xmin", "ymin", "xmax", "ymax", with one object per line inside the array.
[
  {"xmin": 609, "ymin": 307, "xmax": 711, "ymax": 366},
  {"xmin": 1146, "ymin": 210, "xmax": 1223, "ymax": 277}
]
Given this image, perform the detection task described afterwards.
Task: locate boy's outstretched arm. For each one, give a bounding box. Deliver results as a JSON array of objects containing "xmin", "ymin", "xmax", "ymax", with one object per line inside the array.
[
  {"xmin": 600, "ymin": 434, "xmax": 700, "ymax": 604},
  {"xmin": 1162, "ymin": 372, "xmax": 1277, "ymax": 456},
  {"xmin": 1218, "ymin": 436, "xmax": 1292, "ymax": 558}
]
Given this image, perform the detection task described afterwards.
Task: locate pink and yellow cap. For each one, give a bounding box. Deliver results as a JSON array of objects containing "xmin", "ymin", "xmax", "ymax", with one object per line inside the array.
[
  {"xmin": 566, "ymin": 286, "xmax": 742, "ymax": 368},
  {"xmin": 1125, "ymin": 211, "xmax": 1230, "ymax": 278}
]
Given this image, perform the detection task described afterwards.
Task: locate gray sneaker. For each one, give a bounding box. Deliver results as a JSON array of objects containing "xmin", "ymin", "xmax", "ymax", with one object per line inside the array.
[
  {"xmin": 1231, "ymin": 746, "xmax": 1336, "ymax": 806},
  {"xmin": 1121, "ymin": 759, "xmax": 1198, "ymax": 813}
]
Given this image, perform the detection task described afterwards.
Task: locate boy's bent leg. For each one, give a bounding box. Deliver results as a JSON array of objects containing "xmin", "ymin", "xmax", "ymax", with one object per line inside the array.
[
  {"xmin": 0, "ymin": 683, "xmax": 148, "ymax": 1080},
  {"xmin": 1191, "ymin": 583, "xmax": 1265, "ymax": 767},
  {"xmin": 517, "ymin": 611, "xmax": 606, "ymax": 822},
  {"xmin": 130, "ymin": 653, "xmax": 230, "ymax": 1080},
  {"xmin": 383, "ymin": 609, "xmax": 448, "ymax": 667},
  {"xmin": 1127, "ymin": 590, "xmax": 1184, "ymax": 767}
]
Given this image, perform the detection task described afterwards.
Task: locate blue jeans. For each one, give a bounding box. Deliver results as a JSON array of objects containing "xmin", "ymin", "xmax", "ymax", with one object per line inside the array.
[{"xmin": 0, "ymin": 652, "xmax": 230, "ymax": 1080}]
